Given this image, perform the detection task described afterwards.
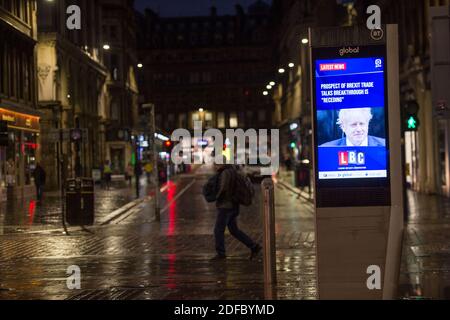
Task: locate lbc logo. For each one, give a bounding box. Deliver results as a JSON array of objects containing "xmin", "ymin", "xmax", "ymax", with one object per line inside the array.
[{"xmin": 339, "ymin": 151, "xmax": 365, "ymax": 166}]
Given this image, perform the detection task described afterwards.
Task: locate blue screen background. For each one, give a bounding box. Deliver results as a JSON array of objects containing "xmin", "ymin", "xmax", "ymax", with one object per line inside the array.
[
  {"xmin": 315, "ymin": 56, "xmax": 388, "ymax": 178},
  {"xmin": 315, "ymin": 57, "xmax": 385, "ymax": 111}
]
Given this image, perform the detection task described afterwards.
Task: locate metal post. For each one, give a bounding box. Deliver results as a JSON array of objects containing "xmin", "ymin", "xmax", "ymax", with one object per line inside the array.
[
  {"xmin": 60, "ymin": 129, "xmax": 69, "ymax": 235},
  {"xmin": 143, "ymin": 103, "xmax": 160, "ymax": 221},
  {"xmin": 261, "ymin": 178, "xmax": 277, "ymax": 299}
]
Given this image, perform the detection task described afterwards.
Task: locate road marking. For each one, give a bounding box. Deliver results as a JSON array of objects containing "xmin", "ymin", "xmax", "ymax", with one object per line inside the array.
[{"xmin": 161, "ymin": 179, "xmax": 196, "ymax": 213}]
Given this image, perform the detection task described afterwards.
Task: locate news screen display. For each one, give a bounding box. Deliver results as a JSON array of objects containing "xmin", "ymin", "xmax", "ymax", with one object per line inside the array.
[{"xmin": 315, "ymin": 55, "xmax": 388, "ymax": 180}]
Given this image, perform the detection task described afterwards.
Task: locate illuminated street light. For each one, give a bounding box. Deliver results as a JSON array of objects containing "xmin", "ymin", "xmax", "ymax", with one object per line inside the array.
[
  {"xmin": 263, "ymin": 91, "xmax": 268, "ymax": 96},
  {"xmin": 137, "ymin": 63, "xmax": 143, "ymax": 68},
  {"xmin": 269, "ymin": 81, "xmax": 275, "ymax": 86},
  {"xmin": 103, "ymin": 44, "xmax": 110, "ymax": 50},
  {"xmin": 199, "ymin": 108, "xmax": 204, "ymax": 112},
  {"xmin": 288, "ymin": 62, "xmax": 295, "ymax": 68},
  {"xmin": 266, "ymin": 85, "xmax": 272, "ymax": 90},
  {"xmin": 278, "ymin": 68, "xmax": 285, "ymax": 74},
  {"xmin": 301, "ymin": 38, "xmax": 309, "ymax": 44}
]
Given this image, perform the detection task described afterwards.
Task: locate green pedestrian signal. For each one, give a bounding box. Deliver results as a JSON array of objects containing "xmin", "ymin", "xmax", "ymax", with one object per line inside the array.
[
  {"xmin": 405, "ymin": 114, "xmax": 419, "ymax": 131},
  {"xmin": 403, "ymin": 100, "xmax": 420, "ymax": 132},
  {"xmin": 407, "ymin": 116, "xmax": 417, "ymax": 130}
]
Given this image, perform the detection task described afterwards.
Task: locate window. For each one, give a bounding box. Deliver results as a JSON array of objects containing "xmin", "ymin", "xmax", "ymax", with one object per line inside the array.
[
  {"xmin": 229, "ymin": 112, "xmax": 238, "ymax": 128},
  {"xmin": 111, "ymin": 101, "xmax": 119, "ymax": 120},
  {"xmin": 110, "ymin": 26, "xmax": 118, "ymax": 41},
  {"xmin": 168, "ymin": 113, "xmax": 175, "ymax": 128},
  {"xmin": 179, "ymin": 113, "xmax": 187, "ymax": 128},
  {"xmin": 258, "ymin": 110, "xmax": 266, "ymax": 123},
  {"xmin": 238, "ymin": 112, "xmax": 245, "ymax": 128},
  {"xmin": 189, "ymin": 72, "xmax": 200, "ymax": 84},
  {"xmin": 202, "ymin": 72, "xmax": 211, "ymax": 83},
  {"xmin": 218, "ymin": 112, "xmax": 225, "ymax": 128}
]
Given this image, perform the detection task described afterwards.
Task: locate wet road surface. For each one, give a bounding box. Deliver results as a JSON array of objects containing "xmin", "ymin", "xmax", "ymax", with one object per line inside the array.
[
  {"xmin": 1, "ymin": 165, "xmax": 450, "ymax": 299},
  {"xmin": 0, "ymin": 165, "xmax": 316, "ymax": 300}
]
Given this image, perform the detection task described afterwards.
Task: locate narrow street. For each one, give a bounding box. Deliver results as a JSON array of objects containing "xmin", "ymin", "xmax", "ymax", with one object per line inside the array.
[{"xmin": 0, "ymin": 166, "xmax": 316, "ymax": 300}]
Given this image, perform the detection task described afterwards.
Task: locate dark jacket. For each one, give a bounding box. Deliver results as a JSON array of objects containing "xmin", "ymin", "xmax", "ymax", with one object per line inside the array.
[
  {"xmin": 216, "ymin": 165, "xmax": 237, "ymax": 209},
  {"xmin": 33, "ymin": 165, "xmax": 46, "ymax": 186}
]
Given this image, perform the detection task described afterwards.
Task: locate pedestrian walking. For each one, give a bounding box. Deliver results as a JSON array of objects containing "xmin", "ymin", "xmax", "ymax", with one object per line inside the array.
[
  {"xmin": 103, "ymin": 160, "xmax": 112, "ymax": 190},
  {"xmin": 208, "ymin": 157, "xmax": 261, "ymax": 261},
  {"xmin": 134, "ymin": 160, "xmax": 143, "ymax": 198},
  {"xmin": 33, "ymin": 162, "xmax": 46, "ymax": 201},
  {"xmin": 125, "ymin": 162, "xmax": 134, "ymax": 186},
  {"xmin": 144, "ymin": 161, "xmax": 153, "ymax": 182},
  {"xmin": 6, "ymin": 158, "xmax": 15, "ymax": 186}
]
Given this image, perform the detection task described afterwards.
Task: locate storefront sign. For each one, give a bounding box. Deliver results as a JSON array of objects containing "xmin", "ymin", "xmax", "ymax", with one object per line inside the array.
[{"xmin": 0, "ymin": 108, "xmax": 40, "ymax": 132}]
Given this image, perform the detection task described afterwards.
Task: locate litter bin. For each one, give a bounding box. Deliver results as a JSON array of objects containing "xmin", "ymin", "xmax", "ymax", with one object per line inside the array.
[{"xmin": 65, "ymin": 178, "xmax": 94, "ymax": 226}]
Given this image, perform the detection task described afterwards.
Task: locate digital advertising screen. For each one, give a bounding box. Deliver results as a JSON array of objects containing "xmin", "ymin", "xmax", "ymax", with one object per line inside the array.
[{"xmin": 313, "ymin": 46, "xmax": 389, "ymax": 185}]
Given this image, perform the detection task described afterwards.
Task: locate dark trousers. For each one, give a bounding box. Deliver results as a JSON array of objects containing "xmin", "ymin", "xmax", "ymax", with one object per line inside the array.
[
  {"xmin": 214, "ymin": 207, "xmax": 256, "ymax": 256},
  {"xmin": 35, "ymin": 184, "xmax": 43, "ymax": 200}
]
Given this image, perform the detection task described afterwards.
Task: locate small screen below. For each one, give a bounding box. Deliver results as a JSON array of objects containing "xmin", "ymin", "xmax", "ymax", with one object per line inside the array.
[{"xmin": 315, "ymin": 56, "xmax": 388, "ymax": 180}]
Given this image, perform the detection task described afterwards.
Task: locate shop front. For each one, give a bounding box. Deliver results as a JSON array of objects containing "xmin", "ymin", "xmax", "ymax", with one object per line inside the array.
[{"xmin": 0, "ymin": 108, "xmax": 40, "ymax": 202}]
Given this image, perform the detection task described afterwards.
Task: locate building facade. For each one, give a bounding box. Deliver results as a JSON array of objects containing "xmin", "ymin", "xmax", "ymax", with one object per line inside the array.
[
  {"xmin": 101, "ymin": 0, "xmax": 139, "ymax": 175},
  {"xmin": 270, "ymin": 0, "xmax": 345, "ymax": 168},
  {"xmin": 352, "ymin": 0, "xmax": 450, "ymax": 197},
  {"xmin": 136, "ymin": 1, "xmax": 274, "ymax": 139},
  {"xmin": 36, "ymin": 0, "xmax": 108, "ymax": 189},
  {"xmin": 0, "ymin": 0, "xmax": 40, "ymax": 201},
  {"xmin": 272, "ymin": 0, "xmax": 450, "ymax": 197}
]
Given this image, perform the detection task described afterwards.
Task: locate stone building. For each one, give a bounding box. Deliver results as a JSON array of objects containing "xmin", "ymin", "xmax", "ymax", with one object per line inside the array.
[
  {"xmin": 136, "ymin": 1, "xmax": 274, "ymax": 136},
  {"xmin": 36, "ymin": 0, "xmax": 108, "ymax": 188},
  {"xmin": 0, "ymin": 0, "xmax": 40, "ymax": 201}
]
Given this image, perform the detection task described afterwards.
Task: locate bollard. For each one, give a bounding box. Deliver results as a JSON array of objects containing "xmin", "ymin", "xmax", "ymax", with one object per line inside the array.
[{"xmin": 261, "ymin": 178, "xmax": 277, "ymax": 299}]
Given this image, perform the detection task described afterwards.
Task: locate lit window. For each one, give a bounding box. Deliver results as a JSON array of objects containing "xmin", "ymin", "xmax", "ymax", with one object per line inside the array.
[
  {"xmin": 230, "ymin": 113, "xmax": 238, "ymax": 128},
  {"xmin": 218, "ymin": 112, "xmax": 225, "ymax": 128}
]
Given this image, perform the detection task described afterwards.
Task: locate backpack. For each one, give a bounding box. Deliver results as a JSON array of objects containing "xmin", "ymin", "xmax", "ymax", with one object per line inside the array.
[
  {"xmin": 202, "ymin": 173, "xmax": 220, "ymax": 203},
  {"xmin": 232, "ymin": 170, "xmax": 255, "ymax": 206}
]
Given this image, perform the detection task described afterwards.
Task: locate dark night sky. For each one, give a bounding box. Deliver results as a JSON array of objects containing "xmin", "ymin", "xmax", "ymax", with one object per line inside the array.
[{"xmin": 134, "ymin": 0, "xmax": 272, "ymax": 16}]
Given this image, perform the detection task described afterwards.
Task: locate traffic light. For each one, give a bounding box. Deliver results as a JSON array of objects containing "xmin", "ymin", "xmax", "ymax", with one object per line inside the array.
[
  {"xmin": 0, "ymin": 120, "xmax": 8, "ymax": 147},
  {"xmin": 164, "ymin": 140, "xmax": 173, "ymax": 152},
  {"xmin": 403, "ymin": 100, "xmax": 420, "ymax": 132}
]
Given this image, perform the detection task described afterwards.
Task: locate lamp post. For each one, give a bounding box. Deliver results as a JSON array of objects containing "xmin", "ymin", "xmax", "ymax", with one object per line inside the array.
[{"xmin": 142, "ymin": 103, "xmax": 160, "ymax": 221}]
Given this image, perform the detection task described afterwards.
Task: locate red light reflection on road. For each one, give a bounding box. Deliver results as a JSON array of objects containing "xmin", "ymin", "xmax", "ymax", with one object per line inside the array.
[
  {"xmin": 164, "ymin": 181, "xmax": 178, "ymax": 289},
  {"xmin": 28, "ymin": 200, "xmax": 36, "ymax": 225},
  {"xmin": 166, "ymin": 181, "xmax": 177, "ymax": 236},
  {"xmin": 166, "ymin": 253, "xmax": 177, "ymax": 289}
]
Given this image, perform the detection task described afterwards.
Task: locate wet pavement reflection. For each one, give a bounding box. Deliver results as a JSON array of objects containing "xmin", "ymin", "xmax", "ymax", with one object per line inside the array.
[
  {"xmin": 0, "ymin": 177, "xmax": 156, "ymax": 234},
  {"xmin": 399, "ymin": 190, "xmax": 450, "ymax": 299},
  {"xmin": 0, "ymin": 166, "xmax": 316, "ymax": 300},
  {"xmin": 1, "ymin": 168, "xmax": 450, "ymax": 299}
]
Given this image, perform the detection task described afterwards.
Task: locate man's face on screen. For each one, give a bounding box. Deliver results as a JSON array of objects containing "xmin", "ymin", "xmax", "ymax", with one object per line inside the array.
[{"xmin": 341, "ymin": 111, "xmax": 370, "ymax": 146}]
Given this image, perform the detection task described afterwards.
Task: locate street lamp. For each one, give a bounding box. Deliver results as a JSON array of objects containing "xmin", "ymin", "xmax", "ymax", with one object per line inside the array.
[
  {"xmin": 269, "ymin": 81, "xmax": 275, "ymax": 86},
  {"xmin": 263, "ymin": 91, "xmax": 269, "ymax": 96},
  {"xmin": 278, "ymin": 68, "xmax": 285, "ymax": 74},
  {"xmin": 103, "ymin": 44, "xmax": 110, "ymax": 50},
  {"xmin": 266, "ymin": 85, "xmax": 272, "ymax": 90},
  {"xmin": 301, "ymin": 38, "xmax": 309, "ymax": 44},
  {"xmin": 288, "ymin": 62, "xmax": 295, "ymax": 68},
  {"xmin": 198, "ymin": 108, "xmax": 204, "ymax": 112},
  {"xmin": 137, "ymin": 63, "xmax": 143, "ymax": 68}
]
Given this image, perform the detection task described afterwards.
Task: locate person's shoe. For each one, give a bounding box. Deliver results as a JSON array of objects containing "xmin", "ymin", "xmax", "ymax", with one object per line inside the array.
[
  {"xmin": 250, "ymin": 244, "xmax": 262, "ymax": 260},
  {"xmin": 210, "ymin": 254, "xmax": 226, "ymax": 261}
]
